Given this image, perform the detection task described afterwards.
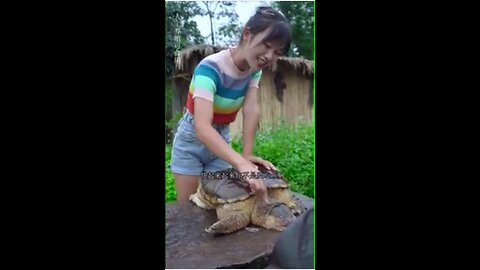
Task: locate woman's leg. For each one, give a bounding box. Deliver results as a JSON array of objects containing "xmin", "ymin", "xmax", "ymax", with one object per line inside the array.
[
  {"xmin": 173, "ymin": 174, "xmax": 200, "ymax": 202},
  {"xmin": 170, "ymin": 113, "xmax": 203, "ymax": 202}
]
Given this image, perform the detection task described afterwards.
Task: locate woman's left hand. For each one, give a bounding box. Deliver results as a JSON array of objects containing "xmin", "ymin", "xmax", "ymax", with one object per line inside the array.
[{"xmin": 245, "ymin": 156, "xmax": 277, "ymax": 171}]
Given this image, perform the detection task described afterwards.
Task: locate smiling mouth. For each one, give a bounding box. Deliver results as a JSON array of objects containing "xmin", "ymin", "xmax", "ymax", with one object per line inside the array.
[{"xmin": 257, "ymin": 57, "xmax": 268, "ymax": 68}]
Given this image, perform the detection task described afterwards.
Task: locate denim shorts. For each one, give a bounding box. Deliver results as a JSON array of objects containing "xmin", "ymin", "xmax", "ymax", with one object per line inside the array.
[{"xmin": 169, "ymin": 112, "xmax": 232, "ymax": 176}]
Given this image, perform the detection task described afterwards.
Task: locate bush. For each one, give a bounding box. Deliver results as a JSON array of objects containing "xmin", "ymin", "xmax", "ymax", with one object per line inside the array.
[
  {"xmin": 164, "ymin": 122, "xmax": 314, "ymax": 203},
  {"xmin": 165, "ymin": 111, "xmax": 183, "ymax": 144},
  {"xmin": 232, "ymin": 122, "xmax": 315, "ymax": 198},
  {"xmin": 165, "ymin": 145, "xmax": 177, "ymax": 203}
]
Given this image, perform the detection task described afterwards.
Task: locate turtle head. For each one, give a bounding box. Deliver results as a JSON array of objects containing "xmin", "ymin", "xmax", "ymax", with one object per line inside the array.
[{"xmin": 261, "ymin": 202, "xmax": 296, "ymax": 231}]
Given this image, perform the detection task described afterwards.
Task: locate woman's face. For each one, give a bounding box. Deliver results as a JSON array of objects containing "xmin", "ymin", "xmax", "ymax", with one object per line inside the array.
[{"xmin": 242, "ymin": 28, "xmax": 285, "ymax": 71}]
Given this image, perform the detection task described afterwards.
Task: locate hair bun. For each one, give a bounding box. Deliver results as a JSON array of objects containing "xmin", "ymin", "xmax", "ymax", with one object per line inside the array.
[{"xmin": 256, "ymin": 6, "xmax": 286, "ymax": 21}]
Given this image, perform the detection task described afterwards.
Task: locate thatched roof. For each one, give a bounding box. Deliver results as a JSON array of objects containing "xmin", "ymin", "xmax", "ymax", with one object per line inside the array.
[
  {"xmin": 174, "ymin": 44, "xmax": 313, "ymax": 78},
  {"xmin": 271, "ymin": 57, "xmax": 313, "ymax": 78}
]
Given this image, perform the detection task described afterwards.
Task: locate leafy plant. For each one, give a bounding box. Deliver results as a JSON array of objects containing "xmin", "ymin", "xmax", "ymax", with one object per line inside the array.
[
  {"xmin": 165, "ymin": 145, "xmax": 177, "ymax": 203},
  {"xmin": 235, "ymin": 121, "xmax": 315, "ymax": 198},
  {"xmin": 165, "ymin": 111, "xmax": 183, "ymax": 145}
]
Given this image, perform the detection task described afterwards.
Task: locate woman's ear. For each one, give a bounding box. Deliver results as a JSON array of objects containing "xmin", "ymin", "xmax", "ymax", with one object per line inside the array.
[{"xmin": 242, "ymin": 27, "xmax": 251, "ymax": 43}]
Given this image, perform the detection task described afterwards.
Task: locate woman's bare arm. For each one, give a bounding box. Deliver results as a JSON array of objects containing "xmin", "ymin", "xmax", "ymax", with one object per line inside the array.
[{"xmin": 193, "ymin": 98, "xmax": 267, "ymax": 197}]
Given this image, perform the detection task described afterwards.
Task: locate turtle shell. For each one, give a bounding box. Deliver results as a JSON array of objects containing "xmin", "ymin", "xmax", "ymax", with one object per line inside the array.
[
  {"xmin": 200, "ymin": 169, "xmax": 251, "ymax": 204},
  {"xmin": 262, "ymin": 174, "xmax": 288, "ymax": 189},
  {"xmin": 254, "ymin": 162, "xmax": 289, "ymax": 189},
  {"xmin": 200, "ymin": 168, "xmax": 288, "ymax": 204}
]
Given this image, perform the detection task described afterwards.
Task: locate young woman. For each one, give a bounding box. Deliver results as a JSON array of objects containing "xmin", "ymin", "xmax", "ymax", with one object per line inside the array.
[{"xmin": 170, "ymin": 6, "xmax": 291, "ymax": 202}]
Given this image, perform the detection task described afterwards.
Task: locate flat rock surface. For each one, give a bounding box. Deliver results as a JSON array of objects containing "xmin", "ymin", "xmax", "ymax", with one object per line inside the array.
[{"xmin": 166, "ymin": 192, "xmax": 313, "ymax": 269}]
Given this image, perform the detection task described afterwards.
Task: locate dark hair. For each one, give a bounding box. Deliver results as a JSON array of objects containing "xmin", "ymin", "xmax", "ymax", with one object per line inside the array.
[{"xmin": 240, "ymin": 6, "xmax": 291, "ymax": 55}]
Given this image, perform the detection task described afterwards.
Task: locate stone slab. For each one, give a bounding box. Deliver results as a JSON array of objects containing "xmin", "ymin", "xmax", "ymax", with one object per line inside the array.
[{"xmin": 166, "ymin": 192, "xmax": 313, "ymax": 269}]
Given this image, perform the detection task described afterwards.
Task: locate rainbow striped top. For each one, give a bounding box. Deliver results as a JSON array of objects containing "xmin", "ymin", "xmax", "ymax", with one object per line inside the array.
[{"xmin": 185, "ymin": 49, "xmax": 262, "ymax": 124}]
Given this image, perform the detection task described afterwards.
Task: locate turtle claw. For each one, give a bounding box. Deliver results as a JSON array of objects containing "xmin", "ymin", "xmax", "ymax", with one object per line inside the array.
[
  {"xmin": 289, "ymin": 195, "xmax": 307, "ymax": 216},
  {"xmin": 289, "ymin": 205, "xmax": 303, "ymax": 216},
  {"xmin": 205, "ymin": 213, "xmax": 250, "ymax": 234},
  {"xmin": 245, "ymin": 227, "xmax": 260, "ymax": 233}
]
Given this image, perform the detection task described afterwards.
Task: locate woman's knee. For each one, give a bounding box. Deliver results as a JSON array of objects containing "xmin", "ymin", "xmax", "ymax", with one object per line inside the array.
[{"xmin": 173, "ymin": 174, "xmax": 200, "ymax": 202}]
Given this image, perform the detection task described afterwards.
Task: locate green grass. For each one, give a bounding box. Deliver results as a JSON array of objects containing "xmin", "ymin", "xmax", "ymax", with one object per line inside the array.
[
  {"xmin": 165, "ymin": 145, "xmax": 177, "ymax": 203},
  {"xmin": 165, "ymin": 122, "xmax": 314, "ymax": 203}
]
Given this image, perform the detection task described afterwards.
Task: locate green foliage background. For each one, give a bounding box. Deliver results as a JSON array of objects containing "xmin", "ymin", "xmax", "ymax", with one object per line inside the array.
[{"xmin": 272, "ymin": 1, "xmax": 314, "ymax": 59}]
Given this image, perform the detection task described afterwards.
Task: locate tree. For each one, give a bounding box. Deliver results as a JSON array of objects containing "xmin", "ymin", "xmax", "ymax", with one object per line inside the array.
[
  {"xmin": 165, "ymin": 1, "xmax": 205, "ymax": 127},
  {"xmin": 272, "ymin": 1, "xmax": 314, "ymax": 59},
  {"xmin": 165, "ymin": 1, "xmax": 205, "ymax": 77},
  {"xmin": 199, "ymin": 1, "xmax": 241, "ymax": 47}
]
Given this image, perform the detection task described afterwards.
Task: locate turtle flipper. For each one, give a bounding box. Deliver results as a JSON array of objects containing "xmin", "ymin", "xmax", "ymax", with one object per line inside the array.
[{"xmin": 205, "ymin": 213, "xmax": 250, "ymax": 234}]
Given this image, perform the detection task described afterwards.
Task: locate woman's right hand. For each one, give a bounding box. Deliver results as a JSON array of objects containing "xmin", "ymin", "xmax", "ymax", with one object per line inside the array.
[{"xmin": 236, "ymin": 161, "xmax": 269, "ymax": 202}]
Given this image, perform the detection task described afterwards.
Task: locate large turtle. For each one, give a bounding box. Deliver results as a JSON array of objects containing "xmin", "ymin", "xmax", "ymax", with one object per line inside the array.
[{"xmin": 189, "ymin": 165, "xmax": 307, "ymax": 234}]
